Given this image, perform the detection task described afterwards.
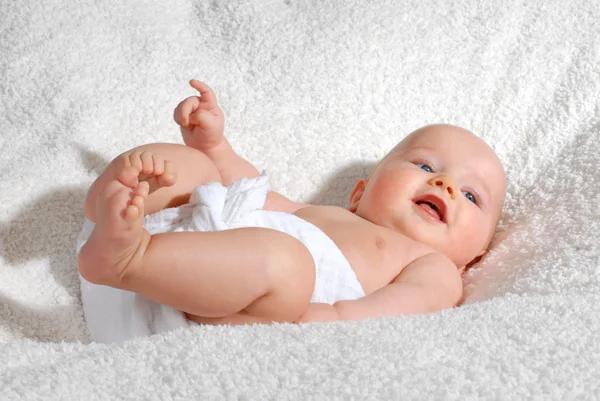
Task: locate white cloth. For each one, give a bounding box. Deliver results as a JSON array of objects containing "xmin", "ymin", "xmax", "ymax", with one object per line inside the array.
[{"xmin": 76, "ymin": 174, "xmax": 364, "ymax": 344}]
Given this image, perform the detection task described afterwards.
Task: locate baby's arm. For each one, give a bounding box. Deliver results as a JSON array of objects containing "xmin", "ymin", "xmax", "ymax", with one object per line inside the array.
[
  {"xmin": 174, "ymin": 80, "xmax": 310, "ymax": 213},
  {"xmin": 296, "ymin": 253, "xmax": 463, "ymax": 322}
]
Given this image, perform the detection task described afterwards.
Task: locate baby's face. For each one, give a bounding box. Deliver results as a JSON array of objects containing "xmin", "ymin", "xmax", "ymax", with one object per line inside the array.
[{"xmin": 350, "ymin": 124, "xmax": 506, "ymax": 269}]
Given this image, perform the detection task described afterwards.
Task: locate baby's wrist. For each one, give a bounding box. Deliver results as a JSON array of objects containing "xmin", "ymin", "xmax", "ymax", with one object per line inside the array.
[{"xmin": 201, "ymin": 136, "xmax": 235, "ymax": 159}]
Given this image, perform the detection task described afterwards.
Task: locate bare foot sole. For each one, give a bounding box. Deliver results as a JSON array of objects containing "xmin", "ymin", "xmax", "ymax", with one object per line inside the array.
[{"xmin": 78, "ymin": 177, "xmax": 150, "ymax": 287}]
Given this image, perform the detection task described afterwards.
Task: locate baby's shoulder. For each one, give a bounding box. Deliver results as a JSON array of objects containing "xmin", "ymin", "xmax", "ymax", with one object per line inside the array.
[
  {"xmin": 394, "ymin": 251, "xmax": 462, "ymax": 301},
  {"xmin": 293, "ymin": 204, "xmax": 353, "ymax": 220}
]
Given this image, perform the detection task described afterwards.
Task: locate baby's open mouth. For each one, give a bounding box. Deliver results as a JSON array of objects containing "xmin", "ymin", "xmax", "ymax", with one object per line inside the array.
[{"xmin": 414, "ymin": 195, "xmax": 447, "ymax": 223}]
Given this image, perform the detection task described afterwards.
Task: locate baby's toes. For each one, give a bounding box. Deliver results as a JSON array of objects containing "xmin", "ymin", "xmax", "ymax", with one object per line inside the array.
[
  {"xmin": 124, "ymin": 203, "xmax": 142, "ymax": 222},
  {"xmin": 118, "ymin": 166, "xmax": 141, "ymax": 189},
  {"xmin": 101, "ymin": 182, "xmax": 135, "ymax": 223},
  {"xmin": 157, "ymin": 160, "xmax": 177, "ymax": 187},
  {"xmin": 140, "ymin": 151, "xmax": 155, "ymax": 175},
  {"xmin": 127, "ymin": 152, "xmax": 143, "ymax": 172},
  {"xmin": 151, "ymin": 153, "xmax": 165, "ymax": 175},
  {"xmin": 124, "ymin": 188, "xmax": 147, "ymax": 222},
  {"xmin": 135, "ymin": 181, "xmax": 150, "ymax": 199}
]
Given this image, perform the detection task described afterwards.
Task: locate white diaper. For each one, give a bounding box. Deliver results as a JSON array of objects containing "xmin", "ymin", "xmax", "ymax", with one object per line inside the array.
[{"xmin": 76, "ymin": 173, "xmax": 365, "ymax": 343}]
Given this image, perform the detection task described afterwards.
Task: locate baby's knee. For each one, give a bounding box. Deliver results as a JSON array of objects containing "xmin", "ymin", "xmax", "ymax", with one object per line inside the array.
[
  {"xmin": 120, "ymin": 143, "xmax": 221, "ymax": 182},
  {"xmin": 249, "ymin": 232, "xmax": 316, "ymax": 322}
]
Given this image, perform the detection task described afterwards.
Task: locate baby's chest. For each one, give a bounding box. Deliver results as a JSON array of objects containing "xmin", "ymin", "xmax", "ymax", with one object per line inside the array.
[
  {"xmin": 326, "ymin": 225, "xmax": 421, "ymax": 293},
  {"xmin": 295, "ymin": 206, "xmax": 428, "ymax": 292}
]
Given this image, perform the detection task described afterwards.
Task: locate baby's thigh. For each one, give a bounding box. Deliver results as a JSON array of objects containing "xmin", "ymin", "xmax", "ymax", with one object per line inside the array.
[
  {"xmin": 245, "ymin": 231, "xmax": 316, "ymax": 322},
  {"xmin": 191, "ymin": 230, "xmax": 316, "ymax": 325}
]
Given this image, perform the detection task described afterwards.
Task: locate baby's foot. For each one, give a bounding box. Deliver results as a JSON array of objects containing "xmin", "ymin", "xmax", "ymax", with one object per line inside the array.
[
  {"xmin": 78, "ymin": 172, "xmax": 151, "ymax": 287},
  {"xmin": 120, "ymin": 150, "xmax": 177, "ymax": 193},
  {"xmin": 174, "ymin": 80, "xmax": 225, "ymax": 152}
]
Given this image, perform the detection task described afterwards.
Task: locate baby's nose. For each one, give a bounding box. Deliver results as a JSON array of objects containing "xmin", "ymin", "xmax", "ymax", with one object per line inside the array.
[{"xmin": 428, "ymin": 175, "xmax": 457, "ymax": 200}]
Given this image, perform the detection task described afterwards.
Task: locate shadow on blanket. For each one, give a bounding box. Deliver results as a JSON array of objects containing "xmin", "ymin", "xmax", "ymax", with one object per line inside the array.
[
  {"xmin": 0, "ymin": 292, "xmax": 84, "ymax": 343},
  {"xmin": 307, "ymin": 162, "xmax": 377, "ymax": 207},
  {"xmin": 0, "ymin": 186, "xmax": 88, "ymax": 341},
  {"xmin": 0, "ymin": 145, "xmax": 115, "ymax": 341},
  {"xmin": 0, "ymin": 187, "xmax": 87, "ymax": 294}
]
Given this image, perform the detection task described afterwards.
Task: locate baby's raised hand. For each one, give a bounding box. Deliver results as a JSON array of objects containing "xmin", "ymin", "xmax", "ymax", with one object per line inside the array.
[{"xmin": 174, "ymin": 80, "xmax": 225, "ymax": 152}]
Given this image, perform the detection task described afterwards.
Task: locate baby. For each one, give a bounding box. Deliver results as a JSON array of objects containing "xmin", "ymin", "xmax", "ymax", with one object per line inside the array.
[{"xmin": 78, "ymin": 80, "xmax": 506, "ymax": 326}]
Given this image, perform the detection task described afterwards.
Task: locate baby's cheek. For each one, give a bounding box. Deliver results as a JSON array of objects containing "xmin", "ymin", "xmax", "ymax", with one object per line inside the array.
[
  {"xmin": 374, "ymin": 173, "xmax": 410, "ymax": 200},
  {"xmin": 461, "ymin": 218, "xmax": 490, "ymax": 254},
  {"xmin": 369, "ymin": 181, "xmax": 404, "ymax": 212}
]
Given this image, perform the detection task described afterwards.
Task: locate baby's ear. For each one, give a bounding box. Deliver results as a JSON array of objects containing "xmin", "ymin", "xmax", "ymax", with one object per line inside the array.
[{"xmin": 349, "ymin": 180, "xmax": 367, "ymax": 212}]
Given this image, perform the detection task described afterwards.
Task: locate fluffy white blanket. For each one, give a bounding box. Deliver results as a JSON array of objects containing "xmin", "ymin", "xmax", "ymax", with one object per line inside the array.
[{"xmin": 1, "ymin": 0, "xmax": 599, "ymax": 399}]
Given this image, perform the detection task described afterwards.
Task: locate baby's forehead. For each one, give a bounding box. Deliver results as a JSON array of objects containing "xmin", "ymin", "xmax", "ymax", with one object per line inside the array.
[
  {"xmin": 391, "ymin": 126, "xmax": 496, "ymax": 162},
  {"xmin": 391, "ymin": 126, "xmax": 503, "ymax": 169},
  {"xmin": 398, "ymin": 125, "xmax": 478, "ymax": 148}
]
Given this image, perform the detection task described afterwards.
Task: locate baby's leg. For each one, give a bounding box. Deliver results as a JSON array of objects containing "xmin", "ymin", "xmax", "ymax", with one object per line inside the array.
[
  {"xmin": 85, "ymin": 143, "xmax": 221, "ymax": 222},
  {"xmin": 78, "ymin": 169, "xmax": 315, "ymax": 323}
]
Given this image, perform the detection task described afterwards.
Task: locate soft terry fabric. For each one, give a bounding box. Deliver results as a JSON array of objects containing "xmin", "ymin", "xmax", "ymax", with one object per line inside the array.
[
  {"xmin": 76, "ymin": 174, "xmax": 364, "ymax": 343},
  {"xmin": 1, "ymin": 0, "xmax": 599, "ymax": 399}
]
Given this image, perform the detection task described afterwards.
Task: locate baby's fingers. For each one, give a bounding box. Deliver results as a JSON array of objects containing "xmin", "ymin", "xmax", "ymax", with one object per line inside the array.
[
  {"xmin": 173, "ymin": 96, "xmax": 200, "ymax": 126},
  {"xmin": 189, "ymin": 80, "xmax": 218, "ymax": 108}
]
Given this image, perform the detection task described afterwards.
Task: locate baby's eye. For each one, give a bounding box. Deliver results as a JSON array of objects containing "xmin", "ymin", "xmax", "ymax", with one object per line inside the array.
[
  {"xmin": 416, "ymin": 163, "xmax": 433, "ymax": 173},
  {"xmin": 463, "ymin": 191, "xmax": 477, "ymax": 204}
]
